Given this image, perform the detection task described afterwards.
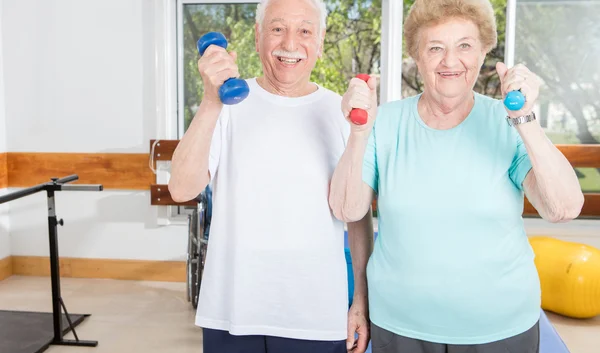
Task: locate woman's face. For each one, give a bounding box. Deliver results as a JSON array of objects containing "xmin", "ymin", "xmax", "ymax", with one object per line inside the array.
[{"xmin": 416, "ymin": 18, "xmax": 486, "ymax": 100}]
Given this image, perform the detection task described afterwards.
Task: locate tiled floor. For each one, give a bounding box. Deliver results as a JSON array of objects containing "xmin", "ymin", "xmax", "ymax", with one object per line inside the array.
[{"xmin": 0, "ymin": 276, "xmax": 598, "ymax": 353}]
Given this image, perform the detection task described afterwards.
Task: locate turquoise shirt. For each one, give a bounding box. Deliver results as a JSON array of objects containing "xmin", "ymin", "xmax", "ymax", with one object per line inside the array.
[{"xmin": 363, "ymin": 92, "xmax": 541, "ymax": 344}]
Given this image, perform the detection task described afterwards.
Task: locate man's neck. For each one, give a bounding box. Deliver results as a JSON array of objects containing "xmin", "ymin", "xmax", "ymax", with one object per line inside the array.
[{"xmin": 257, "ymin": 76, "xmax": 317, "ymax": 97}]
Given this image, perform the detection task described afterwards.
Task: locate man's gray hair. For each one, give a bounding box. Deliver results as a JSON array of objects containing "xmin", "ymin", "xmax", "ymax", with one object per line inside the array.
[{"xmin": 255, "ymin": 0, "xmax": 327, "ymax": 33}]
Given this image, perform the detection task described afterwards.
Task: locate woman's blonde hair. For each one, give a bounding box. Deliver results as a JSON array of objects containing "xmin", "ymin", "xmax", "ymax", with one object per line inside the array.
[{"xmin": 404, "ymin": 0, "xmax": 498, "ymax": 59}]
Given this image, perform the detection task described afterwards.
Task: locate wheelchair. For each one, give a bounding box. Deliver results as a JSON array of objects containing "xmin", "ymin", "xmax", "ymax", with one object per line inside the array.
[{"xmin": 186, "ymin": 185, "xmax": 212, "ymax": 309}]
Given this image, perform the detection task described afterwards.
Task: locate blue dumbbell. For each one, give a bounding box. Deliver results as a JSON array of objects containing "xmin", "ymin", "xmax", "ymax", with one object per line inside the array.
[
  {"xmin": 197, "ymin": 32, "xmax": 249, "ymax": 105},
  {"xmin": 504, "ymin": 90, "xmax": 525, "ymax": 111}
]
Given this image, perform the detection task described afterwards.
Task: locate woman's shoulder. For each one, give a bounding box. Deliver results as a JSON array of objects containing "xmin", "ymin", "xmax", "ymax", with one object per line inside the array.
[
  {"xmin": 474, "ymin": 92, "xmax": 506, "ymax": 115},
  {"xmin": 472, "ymin": 92, "xmax": 523, "ymax": 145},
  {"xmin": 375, "ymin": 94, "xmax": 420, "ymax": 125}
]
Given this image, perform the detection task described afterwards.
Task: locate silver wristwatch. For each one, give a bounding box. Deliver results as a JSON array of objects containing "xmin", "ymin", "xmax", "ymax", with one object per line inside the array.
[{"xmin": 507, "ymin": 111, "xmax": 536, "ymax": 127}]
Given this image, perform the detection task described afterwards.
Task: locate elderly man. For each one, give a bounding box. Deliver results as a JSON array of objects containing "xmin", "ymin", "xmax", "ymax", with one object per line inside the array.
[{"xmin": 168, "ymin": 0, "xmax": 373, "ymax": 352}]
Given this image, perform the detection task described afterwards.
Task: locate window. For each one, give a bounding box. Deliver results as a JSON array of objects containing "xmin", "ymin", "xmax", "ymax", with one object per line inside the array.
[
  {"xmin": 171, "ymin": 0, "xmax": 599, "ymax": 218},
  {"xmin": 398, "ymin": 0, "xmax": 599, "ymax": 217},
  {"xmin": 513, "ymin": 0, "xmax": 600, "ymax": 194},
  {"xmin": 177, "ymin": 0, "xmax": 397, "ymax": 137},
  {"xmin": 178, "ymin": 2, "xmax": 260, "ymax": 135},
  {"xmin": 172, "ymin": 0, "xmax": 399, "ymax": 220}
]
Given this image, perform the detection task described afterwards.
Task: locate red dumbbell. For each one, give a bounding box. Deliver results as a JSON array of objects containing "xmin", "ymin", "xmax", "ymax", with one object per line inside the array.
[{"xmin": 349, "ymin": 74, "xmax": 371, "ymax": 125}]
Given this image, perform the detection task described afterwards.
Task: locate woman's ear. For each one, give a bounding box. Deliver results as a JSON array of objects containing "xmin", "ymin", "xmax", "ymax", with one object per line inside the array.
[{"xmin": 477, "ymin": 46, "xmax": 488, "ymax": 68}]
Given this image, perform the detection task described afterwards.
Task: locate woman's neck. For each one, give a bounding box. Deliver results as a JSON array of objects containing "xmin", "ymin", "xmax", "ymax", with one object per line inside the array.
[
  {"xmin": 418, "ymin": 91, "xmax": 475, "ymax": 130},
  {"xmin": 257, "ymin": 75, "xmax": 317, "ymax": 97}
]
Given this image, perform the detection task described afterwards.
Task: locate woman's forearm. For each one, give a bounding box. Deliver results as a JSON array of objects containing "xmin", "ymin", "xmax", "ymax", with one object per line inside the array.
[
  {"xmin": 517, "ymin": 120, "xmax": 584, "ymax": 222},
  {"xmin": 329, "ymin": 132, "xmax": 373, "ymax": 222},
  {"xmin": 169, "ymin": 100, "xmax": 222, "ymax": 202}
]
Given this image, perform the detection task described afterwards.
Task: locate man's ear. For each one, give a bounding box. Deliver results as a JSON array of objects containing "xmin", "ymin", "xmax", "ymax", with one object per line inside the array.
[
  {"xmin": 318, "ymin": 30, "xmax": 326, "ymax": 58},
  {"xmin": 255, "ymin": 23, "xmax": 260, "ymax": 53}
]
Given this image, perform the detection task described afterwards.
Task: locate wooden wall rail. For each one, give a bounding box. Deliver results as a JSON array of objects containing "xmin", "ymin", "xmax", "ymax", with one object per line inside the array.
[
  {"xmin": 523, "ymin": 193, "xmax": 600, "ymax": 218},
  {"xmin": 1, "ymin": 152, "xmax": 153, "ymax": 190},
  {"xmin": 1, "ymin": 142, "xmax": 599, "ymax": 218},
  {"xmin": 0, "ymin": 153, "xmax": 7, "ymax": 189},
  {"xmin": 150, "ymin": 140, "xmax": 180, "ymax": 164},
  {"xmin": 149, "ymin": 141, "xmax": 600, "ymax": 168},
  {"xmin": 148, "ymin": 141, "xmax": 600, "ymax": 218},
  {"xmin": 558, "ymin": 145, "xmax": 600, "ymax": 167},
  {"xmin": 150, "ymin": 184, "xmax": 197, "ymax": 207}
]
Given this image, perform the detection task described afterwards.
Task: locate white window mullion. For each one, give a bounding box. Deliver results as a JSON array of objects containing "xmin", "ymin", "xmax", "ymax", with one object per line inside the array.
[
  {"xmin": 504, "ymin": 0, "xmax": 517, "ymax": 67},
  {"xmin": 380, "ymin": 0, "xmax": 403, "ymax": 103},
  {"xmin": 176, "ymin": 0, "xmax": 186, "ymax": 140}
]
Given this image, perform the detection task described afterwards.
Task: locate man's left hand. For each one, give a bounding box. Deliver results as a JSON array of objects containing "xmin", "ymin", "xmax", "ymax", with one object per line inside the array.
[{"xmin": 346, "ymin": 301, "xmax": 370, "ymax": 352}]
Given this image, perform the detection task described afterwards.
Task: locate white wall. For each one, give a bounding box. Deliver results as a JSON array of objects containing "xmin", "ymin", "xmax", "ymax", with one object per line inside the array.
[
  {"xmin": 3, "ymin": 0, "xmax": 156, "ymax": 153},
  {"xmin": 0, "ymin": 0, "xmax": 11, "ymax": 260},
  {"xmin": 1, "ymin": 0, "xmax": 187, "ymax": 262}
]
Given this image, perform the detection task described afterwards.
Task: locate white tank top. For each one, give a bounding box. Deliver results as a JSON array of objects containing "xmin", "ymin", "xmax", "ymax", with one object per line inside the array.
[{"xmin": 195, "ymin": 78, "xmax": 350, "ymax": 341}]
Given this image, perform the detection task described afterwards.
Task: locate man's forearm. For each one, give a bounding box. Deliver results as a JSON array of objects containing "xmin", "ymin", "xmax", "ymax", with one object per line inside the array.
[
  {"xmin": 347, "ymin": 211, "xmax": 374, "ymax": 307},
  {"xmin": 169, "ymin": 100, "xmax": 222, "ymax": 202}
]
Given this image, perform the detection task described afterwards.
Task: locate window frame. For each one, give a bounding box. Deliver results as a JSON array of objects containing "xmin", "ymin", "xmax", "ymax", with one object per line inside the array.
[
  {"xmin": 506, "ymin": 0, "xmax": 600, "ymax": 219},
  {"xmin": 174, "ymin": 0, "xmax": 403, "ymax": 139}
]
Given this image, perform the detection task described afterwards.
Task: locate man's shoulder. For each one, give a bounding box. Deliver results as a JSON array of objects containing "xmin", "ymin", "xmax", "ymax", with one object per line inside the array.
[
  {"xmin": 314, "ymin": 83, "xmax": 343, "ymax": 106},
  {"xmin": 317, "ymin": 84, "xmax": 342, "ymax": 98}
]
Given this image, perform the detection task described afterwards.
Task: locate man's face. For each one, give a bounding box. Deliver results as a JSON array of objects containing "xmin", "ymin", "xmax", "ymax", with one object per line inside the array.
[{"xmin": 255, "ymin": 0, "xmax": 324, "ymax": 88}]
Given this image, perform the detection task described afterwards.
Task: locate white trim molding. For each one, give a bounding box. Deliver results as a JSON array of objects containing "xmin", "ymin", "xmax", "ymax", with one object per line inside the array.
[
  {"xmin": 504, "ymin": 0, "xmax": 517, "ymax": 67},
  {"xmin": 380, "ymin": 0, "xmax": 403, "ymax": 103},
  {"xmin": 154, "ymin": 0, "xmax": 182, "ymax": 225}
]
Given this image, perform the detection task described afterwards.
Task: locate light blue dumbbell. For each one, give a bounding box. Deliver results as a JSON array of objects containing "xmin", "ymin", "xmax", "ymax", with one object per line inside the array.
[{"xmin": 504, "ymin": 90, "xmax": 525, "ymax": 111}]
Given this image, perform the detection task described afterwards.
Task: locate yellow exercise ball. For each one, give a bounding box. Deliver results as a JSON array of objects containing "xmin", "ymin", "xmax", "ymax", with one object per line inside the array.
[{"xmin": 529, "ymin": 236, "xmax": 600, "ymax": 319}]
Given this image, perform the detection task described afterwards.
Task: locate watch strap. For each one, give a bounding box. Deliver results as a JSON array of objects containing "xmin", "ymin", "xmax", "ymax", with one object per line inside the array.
[{"xmin": 507, "ymin": 111, "xmax": 536, "ymax": 126}]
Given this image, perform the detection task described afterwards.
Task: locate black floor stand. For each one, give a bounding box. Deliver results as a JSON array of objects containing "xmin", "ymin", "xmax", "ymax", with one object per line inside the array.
[
  {"xmin": 47, "ymin": 186, "xmax": 97, "ymax": 348},
  {"xmin": 0, "ymin": 175, "xmax": 103, "ymax": 351}
]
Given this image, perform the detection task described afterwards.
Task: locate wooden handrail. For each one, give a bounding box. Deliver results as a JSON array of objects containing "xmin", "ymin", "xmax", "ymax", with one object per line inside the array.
[{"xmin": 149, "ymin": 140, "xmax": 600, "ymax": 217}]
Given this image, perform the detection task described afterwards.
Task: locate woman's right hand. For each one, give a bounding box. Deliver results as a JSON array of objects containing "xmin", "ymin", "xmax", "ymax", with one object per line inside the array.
[
  {"xmin": 197, "ymin": 45, "xmax": 240, "ymax": 105},
  {"xmin": 341, "ymin": 76, "xmax": 378, "ymax": 135}
]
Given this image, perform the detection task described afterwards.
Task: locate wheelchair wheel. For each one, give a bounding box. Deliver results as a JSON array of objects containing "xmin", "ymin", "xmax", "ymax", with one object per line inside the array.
[
  {"xmin": 192, "ymin": 194, "xmax": 210, "ymax": 309},
  {"xmin": 187, "ymin": 210, "xmax": 199, "ymax": 305},
  {"xmin": 195, "ymin": 236, "xmax": 208, "ymax": 309},
  {"xmin": 186, "ymin": 187, "xmax": 212, "ymax": 310}
]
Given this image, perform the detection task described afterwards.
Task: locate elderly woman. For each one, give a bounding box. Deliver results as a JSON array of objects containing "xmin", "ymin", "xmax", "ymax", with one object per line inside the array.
[{"xmin": 329, "ymin": 0, "xmax": 584, "ymax": 352}]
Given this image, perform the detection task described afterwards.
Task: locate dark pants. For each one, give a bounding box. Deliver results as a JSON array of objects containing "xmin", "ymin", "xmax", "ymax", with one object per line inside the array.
[
  {"xmin": 371, "ymin": 321, "xmax": 540, "ymax": 353},
  {"xmin": 202, "ymin": 328, "xmax": 347, "ymax": 353}
]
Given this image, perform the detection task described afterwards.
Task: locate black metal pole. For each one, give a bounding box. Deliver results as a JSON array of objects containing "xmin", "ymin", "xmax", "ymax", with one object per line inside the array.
[
  {"xmin": 54, "ymin": 175, "xmax": 79, "ymax": 184},
  {"xmin": 1, "ymin": 175, "xmax": 101, "ymax": 349},
  {"xmin": 45, "ymin": 181, "xmax": 99, "ymax": 348},
  {"xmin": 0, "ymin": 183, "xmax": 46, "ymax": 204},
  {"xmin": 47, "ymin": 188, "xmax": 63, "ymax": 342}
]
